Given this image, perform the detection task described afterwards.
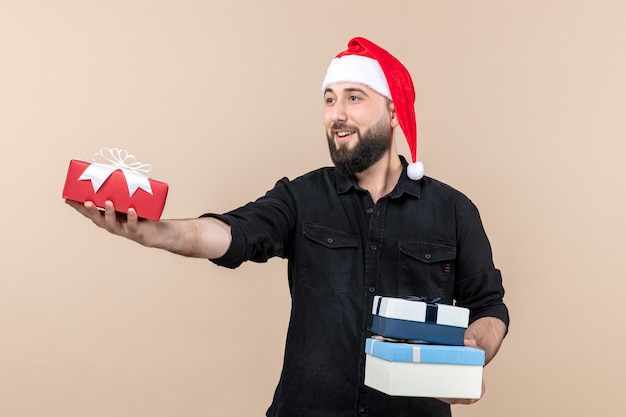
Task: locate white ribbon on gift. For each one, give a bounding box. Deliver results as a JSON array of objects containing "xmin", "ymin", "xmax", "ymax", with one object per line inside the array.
[{"xmin": 78, "ymin": 148, "xmax": 153, "ymax": 196}]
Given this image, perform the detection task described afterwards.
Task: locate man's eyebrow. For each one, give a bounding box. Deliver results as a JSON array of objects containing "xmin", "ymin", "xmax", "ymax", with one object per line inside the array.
[
  {"xmin": 343, "ymin": 87, "xmax": 369, "ymax": 96},
  {"xmin": 323, "ymin": 86, "xmax": 370, "ymax": 96}
]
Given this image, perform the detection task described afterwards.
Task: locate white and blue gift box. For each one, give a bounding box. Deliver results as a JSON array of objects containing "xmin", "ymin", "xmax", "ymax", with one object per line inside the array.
[
  {"xmin": 364, "ymin": 337, "xmax": 485, "ymax": 399},
  {"xmin": 371, "ymin": 296, "xmax": 469, "ymax": 346}
]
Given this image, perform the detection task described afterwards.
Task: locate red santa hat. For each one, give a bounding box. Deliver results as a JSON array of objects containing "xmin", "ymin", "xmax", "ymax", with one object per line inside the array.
[{"xmin": 321, "ymin": 37, "xmax": 424, "ymax": 180}]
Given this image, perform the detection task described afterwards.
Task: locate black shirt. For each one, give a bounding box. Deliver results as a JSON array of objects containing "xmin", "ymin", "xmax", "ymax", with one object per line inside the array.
[{"xmin": 204, "ymin": 157, "xmax": 509, "ymax": 417}]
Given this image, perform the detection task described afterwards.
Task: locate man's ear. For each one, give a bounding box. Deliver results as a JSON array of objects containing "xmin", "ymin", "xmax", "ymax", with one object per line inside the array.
[{"xmin": 388, "ymin": 101, "xmax": 400, "ymax": 128}]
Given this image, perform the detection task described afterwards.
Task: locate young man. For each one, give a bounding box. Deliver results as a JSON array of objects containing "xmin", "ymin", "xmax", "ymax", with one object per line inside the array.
[{"xmin": 67, "ymin": 37, "xmax": 509, "ymax": 417}]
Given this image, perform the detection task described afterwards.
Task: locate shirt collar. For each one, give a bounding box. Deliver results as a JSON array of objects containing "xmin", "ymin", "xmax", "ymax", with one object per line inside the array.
[{"xmin": 335, "ymin": 155, "xmax": 422, "ymax": 199}]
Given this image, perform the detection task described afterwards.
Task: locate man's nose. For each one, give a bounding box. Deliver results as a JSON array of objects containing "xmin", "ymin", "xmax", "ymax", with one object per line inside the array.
[{"xmin": 330, "ymin": 101, "xmax": 347, "ymax": 122}]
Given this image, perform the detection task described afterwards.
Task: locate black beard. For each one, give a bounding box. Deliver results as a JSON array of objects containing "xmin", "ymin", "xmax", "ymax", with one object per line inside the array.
[{"xmin": 327, "ymin": 120, "xmax": 391, "ymax": 176}]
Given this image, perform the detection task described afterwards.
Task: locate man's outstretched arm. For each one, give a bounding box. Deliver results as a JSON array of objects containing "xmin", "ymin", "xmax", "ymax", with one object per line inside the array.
[{"xmin": 66, "ymin": 199, "xmax": 231, "ymax": 259}]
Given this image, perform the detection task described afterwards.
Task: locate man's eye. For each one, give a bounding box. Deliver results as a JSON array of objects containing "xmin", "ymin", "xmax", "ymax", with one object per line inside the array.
[
  {"xmin": 349, "ymin": 95, "xmax": 361, "ymax": 101},
  {"xmin": 325, "ymin": 97, "xmax": 336, "ymax": 104}
]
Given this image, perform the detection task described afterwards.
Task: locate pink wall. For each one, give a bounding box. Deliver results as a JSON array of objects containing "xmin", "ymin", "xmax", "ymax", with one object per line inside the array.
[{"xmin": 1, "ymin": 1, "xmax": 625, "ymax": 416}]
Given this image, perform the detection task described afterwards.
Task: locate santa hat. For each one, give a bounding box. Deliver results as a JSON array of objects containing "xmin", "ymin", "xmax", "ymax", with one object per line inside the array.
[{"xmin": 321, "ymin": 37, "xmax": 424, "ymax": 180}]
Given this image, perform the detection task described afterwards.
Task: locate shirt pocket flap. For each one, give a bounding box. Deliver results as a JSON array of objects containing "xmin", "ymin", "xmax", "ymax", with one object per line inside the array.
[
  {"xmin": 399, "ymin": 241, "xmax": 457, "ymax": 264},
  {"xmin": 302, "ymin": 223, "xmax": 359, "ymax": 249}
]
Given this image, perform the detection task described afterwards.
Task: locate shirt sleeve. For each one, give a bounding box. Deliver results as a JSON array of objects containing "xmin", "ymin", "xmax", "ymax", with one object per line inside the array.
[
  {"xmin": 200, "ymin": 177, "xmax": 296, "ymax": 269},
  {"xmin": 453, "ymin": 198, "xmax": 510, "ymax": 329}
]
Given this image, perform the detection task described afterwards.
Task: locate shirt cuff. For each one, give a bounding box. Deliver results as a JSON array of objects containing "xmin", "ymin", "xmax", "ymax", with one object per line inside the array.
[{"xmin": 199, "ymin": 213, "xmax": 247, "ymax": 269}]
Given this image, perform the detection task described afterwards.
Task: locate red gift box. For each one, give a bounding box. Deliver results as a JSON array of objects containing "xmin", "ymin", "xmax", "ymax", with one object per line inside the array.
[{"xmin": 62, "ymin": 149, "xmax": 168, "ymax": 221}]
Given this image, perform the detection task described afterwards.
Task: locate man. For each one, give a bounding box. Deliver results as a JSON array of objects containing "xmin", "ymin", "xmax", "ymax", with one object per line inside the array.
[{"xmin": 67, "ymin": 37, "xmax": 509, "ymax": 417}]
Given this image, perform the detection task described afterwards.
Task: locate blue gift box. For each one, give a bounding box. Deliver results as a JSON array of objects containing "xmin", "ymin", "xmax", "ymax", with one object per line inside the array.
[
  {"xmin": 364, "ymin": 338, "xmax": 485, "ymax": 398},
  {"xmin": 364, "ymin": 338, "xmax": 484, "ymax": 366},
  {"xmin": 371, "ymin": 296, "xmax": 469, "ymax": 346}
]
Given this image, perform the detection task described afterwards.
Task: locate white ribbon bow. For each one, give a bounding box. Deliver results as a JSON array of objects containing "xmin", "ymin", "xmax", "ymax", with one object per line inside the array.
[{"xmin": 78, "ymin": 148, "xmax": 153, "ymax": 196}]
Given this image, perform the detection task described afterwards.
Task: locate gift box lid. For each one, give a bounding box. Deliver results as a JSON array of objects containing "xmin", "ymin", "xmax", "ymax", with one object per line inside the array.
[
  {"xmin": 372, "ymin": 296, "xmax": 469, "ymax": 328},
  {"xmin": 365, "ymin": 338, "xmax": 485, "ymax": 366}
]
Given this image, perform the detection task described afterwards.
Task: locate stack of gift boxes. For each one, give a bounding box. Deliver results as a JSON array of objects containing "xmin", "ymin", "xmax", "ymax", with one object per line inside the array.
[{"xmin": 364, "ymin": 296, "xmax": 485, "ymax": 399}]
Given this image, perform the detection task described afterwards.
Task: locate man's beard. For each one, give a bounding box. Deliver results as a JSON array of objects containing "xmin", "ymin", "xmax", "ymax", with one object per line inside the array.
[{"xmin": 327, "ymin": 118, "xmax": 391, "ymax": 176}]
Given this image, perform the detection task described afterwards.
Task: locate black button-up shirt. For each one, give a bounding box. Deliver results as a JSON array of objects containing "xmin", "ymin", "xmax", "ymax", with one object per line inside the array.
[{"xmin": 204, "ymin": 157, "xmax": 509, "ymax": 417}]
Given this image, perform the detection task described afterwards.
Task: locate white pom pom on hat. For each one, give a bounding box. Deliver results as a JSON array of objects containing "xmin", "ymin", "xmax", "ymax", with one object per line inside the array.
[
  {"xmin": 321, "ymin": 37, "xmax": 424, "ymax": 180},
  {"xmin": 407, "ymin": 160, "xmax": 425, "ymax": 180}
]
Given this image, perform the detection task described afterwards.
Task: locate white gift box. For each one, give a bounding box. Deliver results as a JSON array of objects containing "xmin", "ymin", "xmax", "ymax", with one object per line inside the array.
[
  {"xmin": 372, "ymin": 296, "xmax": 470, "ymax": 345},
  {"xmin": 364, "ymin": 338, "xmax": 484, "ymax": 399}
]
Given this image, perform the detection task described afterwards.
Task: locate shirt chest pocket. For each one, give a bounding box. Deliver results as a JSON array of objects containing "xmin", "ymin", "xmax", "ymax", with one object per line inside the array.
[
  {"xmin": 299, "ymin": 223, "xmax": 359, "ymax": 294},
  {"xmin": 397, "ymin": 241, "xmax": 456, "ymax": 299}
]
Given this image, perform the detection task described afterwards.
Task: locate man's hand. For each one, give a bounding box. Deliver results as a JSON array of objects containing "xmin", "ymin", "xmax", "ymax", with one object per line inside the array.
[
  {"xmin": 437, "ymin": 316, "xmax": 507, "ymax": 405},
  {"xmin": 437, "ymin": 378, "xmax": 484, "ymax": 405},
  {"xmin": 66, "ymin": 199, "xmax": 159, "ymax": 246},
  {"xmin": 463, "ymin": 316, "xmax": 507, "ymax": 365},
  {"xmin": 65, "ymin": 199, "xmax": 232, "ymax": 258}
]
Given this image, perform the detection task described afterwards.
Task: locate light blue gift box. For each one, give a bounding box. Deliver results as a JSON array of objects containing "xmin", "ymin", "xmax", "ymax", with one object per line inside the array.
[{"xmin": 364, "ymin": 338, "xmax": 485, "ymax": 399}]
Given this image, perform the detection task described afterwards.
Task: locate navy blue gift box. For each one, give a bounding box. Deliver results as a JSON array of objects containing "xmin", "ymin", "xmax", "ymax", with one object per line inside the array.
[{"xmin": 371, "ymin": 296, "xmax": 470, "ymax": 346}]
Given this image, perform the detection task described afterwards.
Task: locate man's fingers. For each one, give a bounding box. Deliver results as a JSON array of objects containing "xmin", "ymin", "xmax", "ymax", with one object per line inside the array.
[
  {"xmin": 127, "ymin": 207, "xmax": 138, "ymax": 222},
  {"xmin": 66, "ymin": 200, "xmax": 105, "ymax": 225},
  {"xmin": 126, "ymin": 208, "xmax": 140, "ymax": 233},
  {"xmin": 66, "ymin": 199, "xmax": 94, "ymax": 216},
  {"xmin": 464, "ymin": 338, "xmax": 479, "ymax": 348},
  {"xmin": 438, "ymin": 397, "xmax": 479, "ymax": 405},
  {"xmin": 438, "ymin": 377, "xmax": 484, "ymax": 405},
  {"xmin": 66, "ymin": 199, "xmax": 147, "ymax": 242},
  {"xmin": 100, "ymin": 200, "xmax": 118, "ymax": 230}
]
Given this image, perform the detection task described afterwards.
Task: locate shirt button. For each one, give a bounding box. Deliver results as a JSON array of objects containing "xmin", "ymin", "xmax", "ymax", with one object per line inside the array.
[
  {"xmin": 370, "ymin": 245, "xmax": 377, "ymax": 251},
  {"xmin": 424, "ymin": 253, "xmax": 431, "ymax": 260},
  {"xmin": 368, "ymin": 287, "xmax": 376, "ymax": 293},
  {"xmin": 366, "ymin": 207, "xmax": 374, "ymax": 214},
  {"xmin": 327, "ymin": 238, "xmax": 334, "ymax": 244},
  {"xmin": 358, "ymin": 406, "xmax": 365, "ymax": 413}
]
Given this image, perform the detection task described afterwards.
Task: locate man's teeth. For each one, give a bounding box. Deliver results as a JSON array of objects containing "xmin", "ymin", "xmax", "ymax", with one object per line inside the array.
[{"xmin": 337, "ymin": 131, "xmax": 353, "ymax": 137}]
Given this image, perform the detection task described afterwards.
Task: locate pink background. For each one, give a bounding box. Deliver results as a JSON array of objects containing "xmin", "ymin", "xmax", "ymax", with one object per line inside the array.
[{"xmin": 2, "ymin": 1, "xmax": 625, "ymax": 416}]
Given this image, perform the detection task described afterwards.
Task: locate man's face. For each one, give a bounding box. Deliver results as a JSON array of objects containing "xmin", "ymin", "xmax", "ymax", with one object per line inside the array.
[
  {"xmin": 323, "ymin": 83, "xmax": 395, "ymax": 175},
  {"xmin": 326, "ymin": 116, "xmax": 391, "ymax": 176}
]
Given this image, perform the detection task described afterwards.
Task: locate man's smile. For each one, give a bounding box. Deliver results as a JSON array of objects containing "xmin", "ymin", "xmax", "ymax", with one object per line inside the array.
[{"xmin": 335, "ymin": 130, "xmax": 356, "ymax": 143}]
